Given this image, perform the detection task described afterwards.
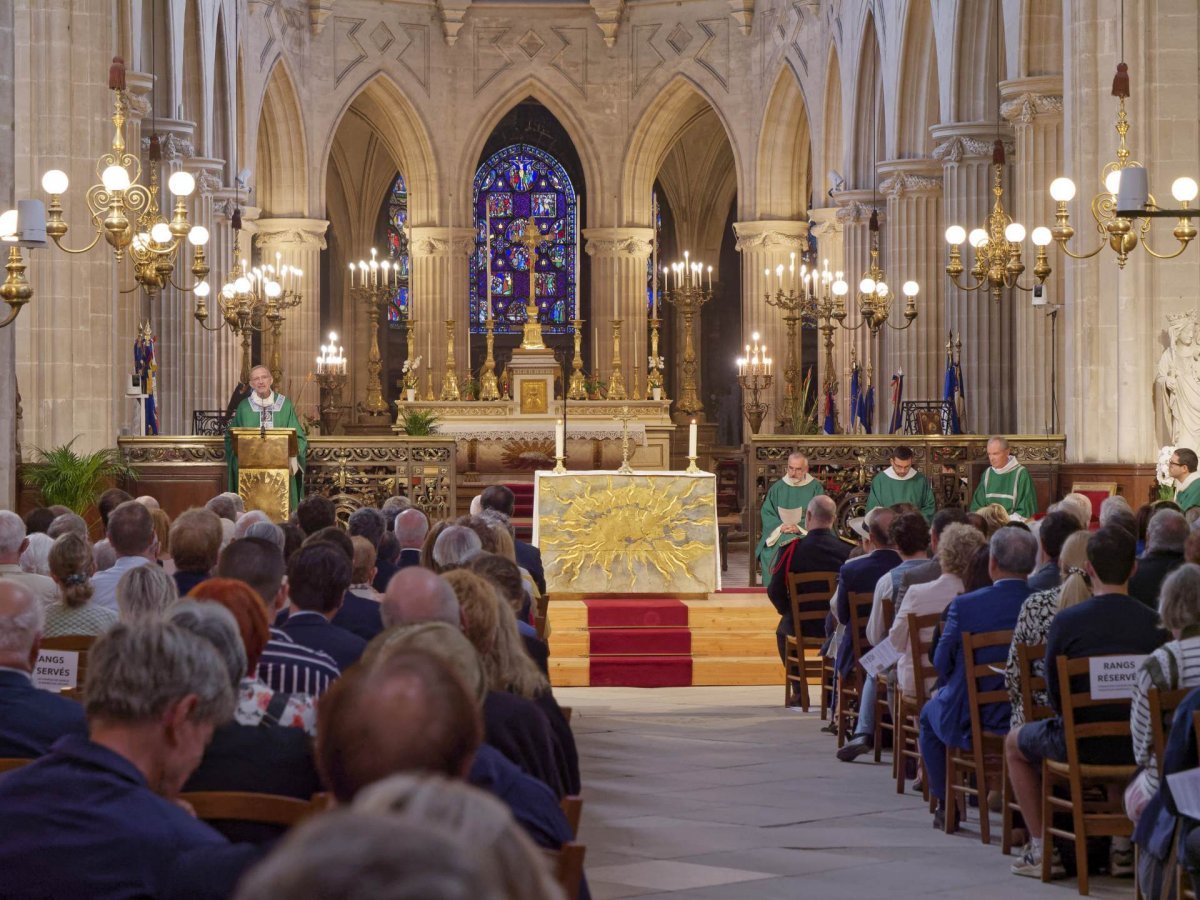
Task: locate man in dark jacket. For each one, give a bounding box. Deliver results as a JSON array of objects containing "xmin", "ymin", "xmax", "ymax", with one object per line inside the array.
[
  {"xmin": 766, "ymin": 495, "xmax": 852, "ymax": 663},
  {"xmin": 1027, "ymin": 510, "xmax": 1082, "ymax": 593},
  {"xmin": 833, "ymin": 507, "xmax": 902, "ymax": 679},
  {"xmin": 1129, "ymin": 509, "xmax": 1187, "ymax": 608},
  {"xmin": 479, "ymin": 485, "xmax": 545, "ymax": 595}
]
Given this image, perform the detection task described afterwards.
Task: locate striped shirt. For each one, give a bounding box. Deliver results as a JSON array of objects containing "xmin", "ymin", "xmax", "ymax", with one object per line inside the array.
[
  {"xmin": 1130, "ymin": 634, "xmax": 1200, "ymax": 794},
  {"xmin": 256, "ymin": 627, "xmax": 341, "ymax": 697}
]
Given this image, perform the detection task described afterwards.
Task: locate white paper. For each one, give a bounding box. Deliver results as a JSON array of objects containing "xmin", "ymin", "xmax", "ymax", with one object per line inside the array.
[
  {"xmin": 1088, "ymin": 654, "xmax": 1146, "ymax": 701},
  {"xmin": 1166, "ymin": 767, "xmax": 1200, "ymax": 820},
  {"xmin": 32, "ymin": 649, "xmax": 79, "ymax": 692},
  {"xmin": 859, "ymin": 639, "xmax": 902, "ymax": 678}
]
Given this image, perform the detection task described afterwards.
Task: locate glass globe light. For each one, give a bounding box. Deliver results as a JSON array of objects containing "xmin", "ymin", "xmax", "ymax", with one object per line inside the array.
[
  {"xmin": 968, "ymin": 228, "xmax": 989, "ymax": 249},
  {"xmin": 875, "ymin": 282, "xmax": 889, "ymax": 298},
  {"xmin": 187, "ymin": 226, "xmax": 209, "ymax": 246},
  {"xmin": 1104, "ymin": 169, "xmax": 1122, "ymax": 196},
  {"xmin": 41, "ymin": 170, "xmax": 69, "ymax": 194},
  {"xmin": 101, "ymin": 165, "xmax": 131, "ymax": 192},
  {"xmin": 859, "ymin": 277, "xmax": 876, "ymax": 294},
  {"xmin": 1172, "ymin": 177, "xmax": 1199, "ymax": 203},
  {"xmin": 0, "ymin": 209, "xmax": 17, "ymax": 239},
  {"xmin": 150, "ymin": 222, "xmax": 172, "ymax": 244},
  {"xmin": 832, "ymin": 279, "xmax": 849, "ymax": 296},
  {"xmin": 168, "ymin": 171, "xmax": 196, "ymax": 197},
  {"xmin": 1049, "ymin": 177, "xmax": 1076, "ymax": 202},
  {"xmin": 264, "ymin": 281, "xmax": 282, "ymax": 298},
  {"xmin": 1030, "ymin": 226, "xmax": 1053, "ymax": 247},
  {"xmin": 194, "ymin": 281, "xmax": 210, "ymax": 298},
  {"xmin": 234, "ymin": 276, "xmax": 250, "ymax": 294},
  {"xmin": 902, "ymin": 281, "xmax": 919, "ymax": 298},
  {"xmin": 1005, "ymin": 223, "xmax": 1026, "ymax": 243},
  {"xmin": 222, "ymin": 283, "xmax": 236, "ymax": 298},
  {"xmin": 945, "ymin": 225, "xmax": 966, "ymax": 246}
]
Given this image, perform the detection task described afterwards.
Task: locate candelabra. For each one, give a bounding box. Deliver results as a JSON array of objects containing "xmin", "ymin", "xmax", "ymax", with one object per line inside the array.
[
  {"xmin": 567, "ymin": 318, "xmax": 587, "ymax": 400},
  {"xmin": 315, "ymin": 332, "xmax": 347, "ymax": 435},
  {"xmin": 663, "ymin": 255, "xmax": 713, "ymax": 416},
  {"xmin": 645, "ymin": 317, "xmax": 666, "ymax": 401},
  {"xmin": 736, "ymin": 333, "xmax": 774, "ymax": 434},
  {"xmin": 479, "ymin": 317, "xmax": 501, "ymax": 401},
  {"xmin": 441, "ymin": 319, "xmax": 461, "ymax": 401},
  {"xmin": 0, "ymin": 207, "xmax": 35, "ymax": 328},
  {"xmin": 851, "ymin": 211, "xmax": 919, "ymax": 335},
  {"xmin": 606, "ymin": 319, "xmax": 627, "ymax": 401},
  {"xmin": 348, "ymin": 249, "xmax": 396, "ymax": 418}
]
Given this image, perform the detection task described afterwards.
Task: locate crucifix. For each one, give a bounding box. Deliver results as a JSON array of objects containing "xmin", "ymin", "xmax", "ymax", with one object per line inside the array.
[
  {"xmin": 515, "ymin": 218, "xmax": 550, "ymax": 350},
  {"xmin": 612, "ymin": 404, "xmax": 637, "ymax": 474}
]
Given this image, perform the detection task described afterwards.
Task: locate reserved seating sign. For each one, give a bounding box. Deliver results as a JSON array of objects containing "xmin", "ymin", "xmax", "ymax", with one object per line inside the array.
[
  {"xmin": 32, "ymin": 650, "xmax": 79, "ymax": 692},
  {"xmin": 1088, "ymin": 655, "xmax": 1145, "ymax": 700}
]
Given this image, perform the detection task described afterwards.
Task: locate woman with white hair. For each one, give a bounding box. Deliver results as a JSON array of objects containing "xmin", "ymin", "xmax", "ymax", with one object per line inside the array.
[{"xmin": 19, "ymin": 533, "xmax": 53, "ymax": 577}]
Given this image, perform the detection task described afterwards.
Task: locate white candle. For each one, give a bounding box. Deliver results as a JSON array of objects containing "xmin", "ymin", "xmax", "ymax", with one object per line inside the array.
[
  {"xmin": 612, "ymin": 262, "xmax": 618, "ymax": 319},
  {"xmin": 574, "ymin": 217, "xmax": 580, "ymax": 320},
  {"xmin": 348, "ymin": 263, "xmax": 355, "ymax": 288},
  {"xmin": 708, "ymin": 265, "xmax": 713, "ymax": 292},
  {"xmin": 688, "ymin": 419, "xmax": 697, "ymax": 458},
  {"xmin": 555, "ymin": 418, "xmax": 565, "ymax": 458}
]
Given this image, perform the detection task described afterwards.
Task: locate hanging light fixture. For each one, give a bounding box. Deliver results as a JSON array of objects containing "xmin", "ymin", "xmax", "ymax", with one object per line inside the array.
[{"xmin": 944, "ymin": 0, "xmax": 1053, "ymax": 300}]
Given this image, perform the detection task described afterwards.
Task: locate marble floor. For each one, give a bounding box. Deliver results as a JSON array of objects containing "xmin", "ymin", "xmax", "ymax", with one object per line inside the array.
[{"xmin": 555, "ymin": 685, "xmax": 1130, "ymax": 899}]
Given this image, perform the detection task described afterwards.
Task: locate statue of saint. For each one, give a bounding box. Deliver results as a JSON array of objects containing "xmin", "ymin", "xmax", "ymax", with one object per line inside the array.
[{"xmin": 1156, "ymin": 311, "xmax": 1200, "ymax": 451}]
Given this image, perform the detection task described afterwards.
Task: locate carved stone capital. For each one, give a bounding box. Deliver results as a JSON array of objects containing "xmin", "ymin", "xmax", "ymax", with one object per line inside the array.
[
  {"xmin": 731, "ymin": 220, "xmax": 808, "ymax": 253},
  {"xmin": 142, "ymin": 131, "xmax": 195, "ymax": 162},
  {"xmin": 932, "ymin": 134, "xmax": 1015, "ymax": 164},
  {"xmin": 1000, "ymin": 92, "xmax": 1064, "ymax": 125},
  {"xmin": 833, "ymin": 201, "xmax": 884, "ymax": 226},
  {"xmin": 583, "ymin": 227, "xmax": 654, "ymax": 259},
  {"xmin": 254, "ymin": 217, "xmax": 330, "ymax": 251},
  {"xmin": 409, "ymin": 226, "xmax": 475, "ymax": 258},
  {"xmin": 878, "ymin": 172, "xmax": 943, "ymax": 198}
]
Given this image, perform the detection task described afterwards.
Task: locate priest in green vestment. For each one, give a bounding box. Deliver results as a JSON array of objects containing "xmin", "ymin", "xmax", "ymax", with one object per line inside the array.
[
  {"xmin": 756, "ymin": 452, "xmax": 826, "ymax": 584},
  {"xmin": 1171, "ymin": 448, "xmax": 1200, "ymax": 511},
  {"xmin": 969, "ymin": 436, "xmax": 1036, "ymax": 519},
  {"xmin": 866, "ymin": 446, "xmax": 936, "ymax": 520},
  {"xmin": 225, "ymin": 365, "xmax": 308, "ymax": 513}
]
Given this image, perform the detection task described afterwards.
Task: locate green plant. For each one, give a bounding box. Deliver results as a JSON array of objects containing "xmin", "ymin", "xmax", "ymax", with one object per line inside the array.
[
  {"xmin": 779, "ymin": 371, "xmax": 820, "ymax": 435},
  {"xmin": 20, "ymin": 438, "xmax": 134, "ymax": 514},
  {"xmin": 399, "ymin": 409, "xmax": 440, "ymax": 436}
]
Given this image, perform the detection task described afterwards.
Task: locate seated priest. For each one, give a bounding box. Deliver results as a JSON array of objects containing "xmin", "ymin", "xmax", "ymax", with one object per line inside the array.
[
  {"xmin": 866, "ymin": 446, "xmax": 936, "ymax": 521},
  {"xmin": 225, "ymin": 365, "xmax": 308, "ymax": 513},
  {"xmin": 756, "ymin": 451, "xmax": 826, "ymax": 585},
  {"xmin": 970, "ymin": 435, "xmax": 1037, "ymax": 520}
]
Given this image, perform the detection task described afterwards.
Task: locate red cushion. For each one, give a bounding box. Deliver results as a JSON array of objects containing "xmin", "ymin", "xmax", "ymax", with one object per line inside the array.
[{"xmin": 1076, "ymin": 490, "xmax": 1110, "ymax": 524}]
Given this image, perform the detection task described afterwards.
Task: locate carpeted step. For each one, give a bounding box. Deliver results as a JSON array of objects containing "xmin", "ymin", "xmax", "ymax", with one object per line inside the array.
[
  {"xmin": 584, "ymin": 599, "xmax": 688, "ymax": 628},
  {"xmin": 590, "ymin": 655, "xmax": 693, "ymax": 688},
  {"xmin": 589, "ymin": 627, "xmax": 691, "ymax": 656}
]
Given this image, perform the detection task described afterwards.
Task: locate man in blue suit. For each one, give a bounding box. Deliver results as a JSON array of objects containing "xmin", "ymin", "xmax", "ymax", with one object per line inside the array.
[
  {"xmin": 280, "ymin": 542, "xmax": 366, "ymax": 671},
  {"xmin": 0, "ymin": 583, "xmax": 87, "ymax": 758},
  {"xmin": 833, "ymin": 507, "xmax": 902, "ymax": 681},
  {"xmin": 919, "ymin": 525, "xmax": 1037, "ymax": 827}
]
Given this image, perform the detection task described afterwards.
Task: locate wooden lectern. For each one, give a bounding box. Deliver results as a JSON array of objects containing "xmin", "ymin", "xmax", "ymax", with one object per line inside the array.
[{"xmin": 229, "ymin": 427, "xmax": 297, "ymax": 521}]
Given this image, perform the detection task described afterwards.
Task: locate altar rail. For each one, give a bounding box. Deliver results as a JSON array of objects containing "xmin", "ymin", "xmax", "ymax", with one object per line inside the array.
[
  {"xmin": 117, "ymin": 436, "xmax": 457, "ymax": 522},
  {"xmin": 746, "ymin": 434, "xmax": 1067, "ymax": 586}
]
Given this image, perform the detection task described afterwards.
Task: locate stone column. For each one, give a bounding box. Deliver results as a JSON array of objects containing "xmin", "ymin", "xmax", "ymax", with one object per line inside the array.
[
  {"xmin": 932, "ymin": 124, "xmax": 1016, "ymax": 435},
  {"xmin": 179, "ymin": 157, "xmax": 225, "ymax": 418},
  {"xmin": 807, "ymin": 207, "xmax": 844, "ymax": 428},
  {"xmin": 583, "ymin": 227, "xmax": 653, "ymax": 402},
  {"xmin": 732, "ymin": 220, "xmax": 807, "ymax": 433},
  {"xmin": 1002, "ymin": 79, "xmax": 1064, "ymax": 436},
  {"xmin": 833, "ymin": 194, "xmax": 879, "ymax": 429},
  {"xmin": 0, "ymin": 0, "xmax": 14, "ymax": 506},
  {"xmin": 877, "ymin": 160, "xmax": 944, "ymax": 429},
  {"xmin": 254, "ymin": 218, "xmax": 328, "ymax": 420},
  {"xmin": 204, "ymin": 188, "xmax": 241, "ymax": 402},
  {"xmin": 408, "ymin": 226, "xmax": 473, "ymax": 399}
]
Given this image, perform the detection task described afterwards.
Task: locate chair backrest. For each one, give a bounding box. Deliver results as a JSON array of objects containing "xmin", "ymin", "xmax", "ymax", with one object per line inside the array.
[
  {"xmin": 1054, "ymin": 655, "xmax": 1135, "ymax": 770},
  {"xmin": 786, "ymin": 571, "xmax": 839, "ymax": 635},
  {"xmin": 906, "ymin": 611, "xmax": 942, "ymax": 705},
  {"xmin": 846, "ymin": 591, "xmax": 876, "ymax": 661},
  {"xmin": 880, "ymin": 596, "xmax": 895, "ymax": 634},
  {"xmin": 1069, "ymin": 482, "xmax": 1117, "ymax": 524},
  {"xmin": 180, "ymin": 791, "xmax": 321, "ymax": 828},
  {"xmin": 0, "ymin": 758, "xmax": 31, "ymax": 774},
  {"xmin": 544, "ymin": 842, "xmax": 587, "ymax": 900},
  {"xmin": 1149, "ymin": 687, "xmax": 1193, "ymax": 773},
  {"xmin": 560, "ymin": 795, "xmax": 583, "ymax": 838},
  {"xmin": 961, "ymin": 629, "xmax": 1016, "ymax": 741},
  {"xmin": 40, "ymin": 635, "xmax": 97, "ymax": 688},
  {"xmin": 1017, "ymin": 641, "xmax": 1053, "ymax": 722}
]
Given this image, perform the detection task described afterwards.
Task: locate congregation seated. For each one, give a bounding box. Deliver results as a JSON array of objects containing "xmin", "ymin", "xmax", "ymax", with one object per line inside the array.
[
  {"xmin": 348, "ymin": 535, "xmax": 382, "ymax": 602},
  {"xmin": 890, "ymin": 523, "xmax": 986, "ymax": 701},
  {"xmin": 304, "ymin": 526, "xmax": 385, "ymax": 642},
  {"xmin": 90, "ymin": 487, "xmax": 133, "ymax": 573},
  {"xmin": 22, "ymin": 507, "xmax": 56, "ymax": 536},
  {"xmin": 469, "ymin": 551, "xmax": 548, "ymax": 673},
  {"xmin": 480, "ymin": 484, "xmax": 547, "ymax": 597},
  {"xmin": 296, "ymin": 494, "xmax": 336, "ymax": 537},
  {"xmin": 381, "ymin": 565, "xmax": 463, "ymax": 629},
  {"xmin": 764, "ymin": 494, "xmax": 850, "ymax": 662},
  {"xmin": 46, "ymin": 511, "xmax": 88, "ymax": 542},
  {"xmin": 1128, "ymin": 508, "xmax": 1188, "ymax": 608},
  {"xmin": 1100, "ymin": 494, "xmax": 1138, "ymax": 537},
  {"xmin": 1051, "ymin": 492, "xmax": 1095, "ymax": 530},
  {"xmin": 19, "ymin": 531, "xmax": 53, "ymax": 577},
  {"xmin": 0, "ymin": 510, "xmax": 59, "ymax": 607},
  {"xmin": 1004, "ymin": 525, "xmax": 1168, "ymax": 877},
  {"xmin": 169, "ymin": 508, "xmax": 224, "ymax": 597},
  {"xmin": 217, "ymin": 537, "xmax": 340, "ymax": 697},
  {"xmin": 149, "ymin": 507, "xmax": 175, "ymax": 576},
  {"xmin": 90, "ymin": 500, "xmax": 158, "ymax": 611},
  {"xmin": 919, "ymin": 526, "xmax": 1038, "ymax": 826},
  {"xmin": 280, "ymin": 542, "xmax": 366, "ymax": 671},
  {"xmin": 432, "ymin": 524, "xmax": 484, "ymax": 573},
  {"xmin": 477, "ymin": 514, "xmax": 543, "ymax": 618},
  {"xmin": 169, "ymin": 600, "xmax": 321, "ymax": 843},
  {"xmin": 391, "ymin": 508, "xmax": 427, "ymax": 575},
  {"xmin": 974, "ymin": 502, "xmax": 1010, "ymax": 534},
  {"xmin": 833, "ymin": 507, "xmax": 901, "ymax": 680},
  {"xmin": 1027, "ymin": 510, "xmax": 1083, "ymax": 593},
  {"xmin": 348, "ymin": 506, "xmax": 392, "ymax": 594},
  {"xmin": 116, "ymin": 562, "xmax": 179, "ymax": 622},
  {"xmin": 1003, "ymin": 530, "xmax": 1090, "ymax": 728},
  {"xmin": 0, "ymin": 582, "xmax": 87, "ymax": 758},
  {"xmin": 43, "ymin": 532, "xmax": 116, "ymax": 637},
  {"xmin": 892, "ymin": 507, "xmax": 969, "ymax": 609},
  {"xmin": 204, "ymin": 494, "xmax": 240, "ymax": 547},
  {"xmin": 0, "ymin": 621, "xmax": 259, "ymax": 897}
]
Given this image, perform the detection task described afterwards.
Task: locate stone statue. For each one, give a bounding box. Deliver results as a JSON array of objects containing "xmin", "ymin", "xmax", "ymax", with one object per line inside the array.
[{"xmin": 1155, "ymin": 310, "xmax": 1200, "ymax": 451}]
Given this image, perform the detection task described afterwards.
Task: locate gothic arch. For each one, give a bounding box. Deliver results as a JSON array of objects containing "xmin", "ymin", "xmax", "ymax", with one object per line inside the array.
[
  {"xmin": 255, "ymin": 58, "xmax": 308, "ymax": 216},
  {"xmin": 457, "ymin": 79, "xmax": 600, "ymax": 229},
  {"xmin": 953, "ymin": 0, "xmax": 1007, "ymax": 123},
  {"xmin": 622, "ymin": 74, "xmax": 742, "ymax": 227},
  {"xmin": 181, "ymin": 0, "xmax": 205, "ymax": 150},
  {"xmin": 894, "ymin": 0, "xmax": 940, "ymax": 159},
  {"xmin": 318, "ymin": 73, "xmax": 438, "ymax": 225},
  {"xmin": 211, "ymin": 9, "xmax": 231, "ymax": 177},
  {"xmin": 850, "ymin": 12, "xmax": 883, "ymax": 188},
  {"xmin": 822, "ymin": 43, "xmax": 844, "ymax": 197},
  {"xmin": 756, "ymin": 65, "xmax": 812, "ymax": 220}
]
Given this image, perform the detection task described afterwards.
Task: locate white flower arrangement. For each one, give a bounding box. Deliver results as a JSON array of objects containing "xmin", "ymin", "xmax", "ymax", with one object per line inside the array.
[
  {"xmin": 402, "ymin": 356, "xmax": 423, "ymax": 374},
  {"xmin": 1157, "ymin": 445, "xmax": 1177, "ymax": 487},
  {"xmin": 648, "ymin": 355, "xmax": 664, "ymax": 369}
]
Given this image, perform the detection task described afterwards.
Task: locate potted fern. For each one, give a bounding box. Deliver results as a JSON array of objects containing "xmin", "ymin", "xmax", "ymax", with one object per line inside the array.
[
  {"xmin": 20, "ymin": 438, "xmax": 134, "ymax": 515},
  {"xmin": 399, "ymin": 409, "xmax": 440, "ymax": 436}
]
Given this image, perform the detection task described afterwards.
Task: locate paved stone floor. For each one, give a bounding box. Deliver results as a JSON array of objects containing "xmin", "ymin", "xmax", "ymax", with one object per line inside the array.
[{"xmin": 555, "ymin": 685, "xmax": 1130, "ymax": 899}]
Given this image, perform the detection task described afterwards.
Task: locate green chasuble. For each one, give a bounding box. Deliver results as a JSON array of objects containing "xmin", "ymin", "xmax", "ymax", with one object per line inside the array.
[
  {"xmin": 969, "ymin": 456, "xmax": 1036, "ymax": 519},
  {"xmin": 224, "ymin": 392, "xmax": 308, "ymax": 513},
  {"xmin": 756, "ymin": 475, "xmax": 825, "ymax": 585},
  {"xmin": 1175, "ymin": 473, "xmax": 1200, "ymax": 512},
  {"xmin": 866, "ymin": 467, "xmax": 936, "ymax": 520}
]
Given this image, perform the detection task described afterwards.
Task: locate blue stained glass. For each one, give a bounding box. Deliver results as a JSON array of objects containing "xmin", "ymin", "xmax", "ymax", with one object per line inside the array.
[
  {"xmin": 472, "ymin": 144, "xmax": 577, "ymax": 335},
  {"xmin": 379, "ymin": 173, "xmax": 411, "ymax": 327}
]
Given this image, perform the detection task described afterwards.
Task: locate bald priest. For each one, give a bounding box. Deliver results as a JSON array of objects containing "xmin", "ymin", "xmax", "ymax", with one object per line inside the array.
[{"xmin": 969, "ymin": 436, "xmax": 1037, "ymax": 520}]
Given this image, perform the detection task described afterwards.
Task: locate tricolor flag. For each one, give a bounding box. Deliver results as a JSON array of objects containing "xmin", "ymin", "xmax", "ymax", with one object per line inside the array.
[{"xmin": 888, "ymin": 369, "xmax": 904, "ymax": 434}]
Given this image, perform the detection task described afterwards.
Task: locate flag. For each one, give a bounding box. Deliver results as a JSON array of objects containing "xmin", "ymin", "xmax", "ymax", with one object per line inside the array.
[
  {"xmin": 952, "ymin": 354, "xmax": 966, "ymax": 434},
  {"xmin": 861, "ymin": 381, "xmax": 875, "ymax": 434},
  {"xmin": 821, "ymin": 383, "xmax": 838, "ymax": 434},
  {"xmin": 943, "ymin": 334, "xmax": 963, "ymax": 434},
  {"xmin": 888, "ymin": 369, "xmax": 904, "ymax": 434},
  {"xmin": 848, "ymin": 360, "xmax": 862, "ymax": 434},
  {"xmin": 134, "ymin": 325, "xmax": 159, "ymax": 435}
]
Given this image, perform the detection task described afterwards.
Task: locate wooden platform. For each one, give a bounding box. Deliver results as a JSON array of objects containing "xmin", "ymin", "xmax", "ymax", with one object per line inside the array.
[{"xmin": 547, "ymin": 589, "xmax": 785, "ymax": 688}]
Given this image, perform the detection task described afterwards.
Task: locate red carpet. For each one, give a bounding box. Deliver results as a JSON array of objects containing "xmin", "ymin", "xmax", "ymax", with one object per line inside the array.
[{"xmin": 582, "ymin": 598, "xmax": 692, "ymax": 687}]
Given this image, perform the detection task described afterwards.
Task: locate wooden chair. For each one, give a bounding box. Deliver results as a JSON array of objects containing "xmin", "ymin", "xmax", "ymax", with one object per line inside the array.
[
  {"xmin": 873, "ymin": 597, "xmax": 896, "ymax": 764},
  {"xmin": 836, "ymin": 591, "xmax": 876, "ymax": 747},
  {"xmin": 1041, "ymin": 655, "xmax": 1138, "ymax": 895},
  {"xmin": 944, "ymin": 628, "xmax": 1013, "ymax": 843},
  {"xmin": 535, "ymin": 591, "xmax": 551, "ymax": 641},
  {"xmin": 0, "ymin": 758, "xmax": 31, "ymax": 774},
  {"xmin": 544, "ymin": 842, "xmax": 587, "ymax": 900},
  {"xmin": 180, "ymin": 791, "xmax": 322, "ymax": 829},
  {"xmin": 783, "ymin": 571, "xmax": 839, "ymax": 712},
  {"xmin": 1149, "ymin": 687, "xmax": 1192, "ymax": 774},
  {"xmin": 560, "ymin": 706, "xmax": 573, "ymax": 725},
  {"xmin": 1002, "ymin": 641, "xmax": 1053, "ymax": 855},
  {"xmin": 40, "ymin": 634, "xmax": 97, "ymax": 689},
  {"xmin": 560, "ymin": 795, "xmax": 583, "ymax": 839},
  {"xmin": 895, "ymin": 611, "xmax": 942, "ymax": 799}
]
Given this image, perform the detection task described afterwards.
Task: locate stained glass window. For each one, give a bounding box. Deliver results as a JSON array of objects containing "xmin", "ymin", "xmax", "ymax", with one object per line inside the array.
[
  {"xmin": 382, "ymin": 173, "xmax": 410, "ymax": 326},
  {"xmin": 471, "ymin": 144, "xmax": 577, "ymax": 334}
]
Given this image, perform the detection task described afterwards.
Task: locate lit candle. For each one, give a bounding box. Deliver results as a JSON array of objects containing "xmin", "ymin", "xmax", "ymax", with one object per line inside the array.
[
  {"xmin": 708, "ymin": 265, "xmax": 713, "ymax": 292},
  {"xmin": 688, "ymin": 419, "xmax": 697, "ymax": 459},
  {"xmin": 555, "ymin": 418, "xmax": 565, "ymax": 458},
  {"xmin": 348, "ymin": 263, "xmax": 354, "ymax": 288}
]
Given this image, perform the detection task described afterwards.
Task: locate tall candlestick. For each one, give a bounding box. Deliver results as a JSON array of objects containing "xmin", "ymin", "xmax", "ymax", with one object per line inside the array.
[
  {"xmin": 573, "ymin": 217, "xmax": 580, "ymax": 320},
  {"xmin": 688, "ymin": 419, "xmax": 697, "ymax": 458},
  {"xmin": 555, "ymin": 418, "xmax": 564, "ymax": 458},
  {"xmin": 612, "ymin": 260, "xmax": 618, "ymax": 319}
]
